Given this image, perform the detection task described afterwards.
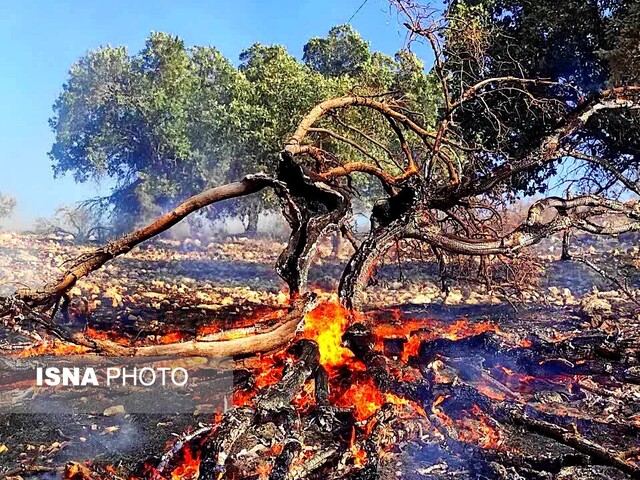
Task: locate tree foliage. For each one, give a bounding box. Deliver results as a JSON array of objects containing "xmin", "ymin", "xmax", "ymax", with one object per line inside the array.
[
  {"xmin": 303, "ymin": 24, "xmax": 372, "ymax": 77},
  {"xmin": 441, "ymin": 0, "xmax": 640, "ymax": 195},
  {"xmin": 0, "ymin": 193, "xmax": 16, "ymax": 221},
  {"xmin": 50, "ymin": 26, "xmax": 438, "ymax": 232}
]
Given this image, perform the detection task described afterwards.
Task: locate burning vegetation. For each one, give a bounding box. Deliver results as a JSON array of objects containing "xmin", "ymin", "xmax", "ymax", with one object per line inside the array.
[{"xmin": 2, "ymin": 275, "xmax": 640, "ymax": 479}]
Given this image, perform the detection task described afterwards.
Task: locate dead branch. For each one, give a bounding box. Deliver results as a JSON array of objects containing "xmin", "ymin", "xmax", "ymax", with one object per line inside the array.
[
  {"xmin": 20, "ymin": 294, "xmax": 316, "ymax": 357},
  {"xmin": 17, "ymin": 175, "xmax": 274, "ymax": 308},
  {"xmin": 574, "ymin": 256, "xmax": 640, "ymax": 305}
]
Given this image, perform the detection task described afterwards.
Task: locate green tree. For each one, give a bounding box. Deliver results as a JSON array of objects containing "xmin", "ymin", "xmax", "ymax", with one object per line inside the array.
[
  {"xmin": 0, "ymin": 193, "xmax": 16, "ymax": 222},
  {"xmin": 303, "ymin": 24, "xmax": 371, "ymax": 77},
  {"xmin": 50, "ymin": 26, "xmax": 439, "ymax": 234},
  {"xmin": 442, "ymin": 0, "xmax": 640, "ymax": 195},
  {"xmin": 49, "ymin": 33, "xmax": 246, "ymax": 229}
]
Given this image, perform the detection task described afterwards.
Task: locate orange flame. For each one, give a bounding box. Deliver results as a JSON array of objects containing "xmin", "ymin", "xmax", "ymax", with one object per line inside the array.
[
  {"xmin": 18, "ymin": 342, "xmax": 88, "ymax": 357},
  {"xmin": 457, "ymin": 404, "xmax": 503, "ymax": 449},
  {"xmin": 169, "ymin": 445, "xmax": 200, "ymax": 480},
  {"xmin": 301, "ymin": 298, "xmax": 354, "ymax": 368}
]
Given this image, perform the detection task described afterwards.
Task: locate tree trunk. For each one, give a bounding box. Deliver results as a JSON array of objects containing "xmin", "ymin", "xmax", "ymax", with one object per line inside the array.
[
  {"xmin": 331, "ymin": 232, "xmax": 342, "ymax": 257},
  {"xmin": 560, "ymin": 228, "xmax": 572, "ymax": 261},
  {"xmin": 560, "ymin": 190, "xmax": 572, "ymax": 261},
  {"xmin": 339, "ymin": 218, "xmax": 410, "ymax": 310},
  {"xmin": 274, "ymin": 154, "xmax": 350, "ymax": 296},
  {"xmin": 245, "ymin": 205, "xmax": 259, "ymax": 236}
]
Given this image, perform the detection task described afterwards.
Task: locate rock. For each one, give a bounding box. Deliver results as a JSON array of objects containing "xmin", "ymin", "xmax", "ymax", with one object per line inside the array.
[
  {"xmin": 580, "ymin": 293, "xmax": 612, "ymax": 325},
  {"xmin": 412, "ymin": 293, "xmax": 434, "ymax": 304},
  {"xmin": 103, "ymin": 405, "xmax": 125, "ymax": 417},
  {"xmin": 193, "ymin": 404, "xmax": 216, "ymax": 415},
  {"xmin": 444, "ymin": 290, "xmax": 463, "ymax": 305}
]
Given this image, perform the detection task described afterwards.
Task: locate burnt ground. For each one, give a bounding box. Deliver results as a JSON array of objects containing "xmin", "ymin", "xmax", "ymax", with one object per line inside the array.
[{"xmin": 0, "ymin": 231, "xmax": 639, "ymax": 479}]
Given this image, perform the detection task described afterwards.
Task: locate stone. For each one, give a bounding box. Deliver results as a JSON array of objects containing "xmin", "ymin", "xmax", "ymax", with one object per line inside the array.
[{"xmin": 103, "ymin": 405, "xmax": 125, "ymax": 417}]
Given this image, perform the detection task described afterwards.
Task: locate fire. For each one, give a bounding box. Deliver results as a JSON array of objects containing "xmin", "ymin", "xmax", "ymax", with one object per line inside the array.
[
  {"xmin": 476, "ymin": 385, "xmax": 507, "ymax": 401},
  {"xmin": 169, "ymin": 445, "xmax": 200, "ymax": 480},
  {"xmin": 299, "ymin": 299, "xmax": 429, "ymax": 421},
  {"xmin": 234, "ymin": 351, "xmax": 285, "ymax": 406},
  {"xmin": 431, "ymin": 397, "xmax": 503, "ymax": 449},
  {"xmin": 157, "ymin": 331, "xmax": 188, "ymax": 344},
  {"xmin": 431, "ymin": 394, "xmax": 452, "ymax": 426},
  {"xmin": 53, "ymin": 295, "xmax": 521, "ymax": 478},
  {"xmin": 372, "ymin": 316, "xmax": 498, "ymax": 363},
  {"xmin": 18, "ymin": 341, "xmax": 88, "ymax": 357},
  {"xmin": 457, "ymin": 404, "xmax": 503, "ymax": 449},
  {"xmin": 440, "ymin": 319, "xmax": 498, "ymax": 340},
  {"xmin": 335, "ymin": 377, "xmax": 386, "ymax": 421},
  {"xmin": 301, "ymin": 298, "xmax": 354, "ymax": 368},
  {"xmin": 349, "ymin": 427, "xmax": 368, "ymax": 467},
  {"xmin": 86, "ymin": 327, "xmax": 130, "ymax": 345}
]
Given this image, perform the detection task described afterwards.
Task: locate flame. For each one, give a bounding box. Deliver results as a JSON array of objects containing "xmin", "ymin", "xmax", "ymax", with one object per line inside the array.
[
  {"xmin": 457, "ymin": 404, "xmax": 503, "ymax": 449},
  {"xmin": 234, "ymin": 352, "xmax": 286, "ymax": 407},
  {"xmin": 52, "ymin": 293, "xmax": 526, "ymax": 480},
  {"xmin": 18, "ymin": 342, "xmax": 88, "ymax": 357},
  {"xmin": 169, "ymin": 445, "xmax": 200, "ymax": 480},
  {"xmin": 335, "ymin": 377, "xmax": 386, "ymax": 421},
  {"xmin": 441, "ymin": 319, "xmax": 498, "ymax": 340},
  {"xmin": 301, "ymin": 298, "xmax": 354, "ymax": 368},
  {"xmin": 476, "ymin": 385, "xmax": 507, "ymax": 401},
  {"xmin": 372, "ymin": 317, "xmax": 498, "ymax": 363},
  {"xmin": 158, "ymin": 331, "xmax": 188, "ymax": 344},
  {"xmin": 299, "ymin": 299, "xmax": 428, "ymax": 421},
  {"xmin": 85, "ymin": 327, "xmax": 130, "ymax": 345},
  {"xmin": 349, "ymin": 427, "xmax": 368, "ymax": 467},
  {"xmin": 431, "ymin": 396, "xmax": 503, "ymax": 449},
  {"xmin": 431, "ymin": 394, "xmax": 453, "ymax": 426}
]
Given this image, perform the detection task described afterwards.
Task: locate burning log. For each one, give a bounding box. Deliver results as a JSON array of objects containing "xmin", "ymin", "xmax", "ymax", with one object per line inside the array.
[
  {"xmin": 336, "ymin": 317, "xmax": 640, "ymax": 477},
  {"xmin": 422, "ymin": 336, "xmax": 640, "ymax": 477},
  {"xmin": 195, "ymin": 338, "xmax": 358, "ymax": 480},
  {"xmin": 256, "ymin": 340, "xmax": 321, "ymax": 413},
  {"xmin": 12, "ymin": 294, "xmax": 317, "ymax": 358},
  {"xmin": 504, "ymin": 404, "xmax": 640, "ymax": 477},
  {"xmin": 342, "ymin": 322, "xmax": 433, "ymax": 404}
]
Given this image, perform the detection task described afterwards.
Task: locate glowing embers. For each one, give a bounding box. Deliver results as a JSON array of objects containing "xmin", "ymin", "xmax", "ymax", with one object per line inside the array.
[
  {"xmin": 18, "ymin": 341, "xmax": 88, "ymax": 357},
  {"xmin": 371, "ymin": 315, "xmax": 499, "ymax": 363},
  {"xmin": 431, "ymin": 395, "xmax": 504, "ymax": 450}
]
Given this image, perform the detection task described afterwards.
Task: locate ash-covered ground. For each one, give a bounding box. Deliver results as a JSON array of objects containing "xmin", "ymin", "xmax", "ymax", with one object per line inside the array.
[{"xmin": 0, "ymin": 231, "xmax": 639, "ymax": 479}]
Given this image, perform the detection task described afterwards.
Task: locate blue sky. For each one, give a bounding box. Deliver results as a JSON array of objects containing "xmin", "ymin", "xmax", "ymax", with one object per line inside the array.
[{"xmin": 0, "ymin": 0, "xmax": 434, "ymax": 224}]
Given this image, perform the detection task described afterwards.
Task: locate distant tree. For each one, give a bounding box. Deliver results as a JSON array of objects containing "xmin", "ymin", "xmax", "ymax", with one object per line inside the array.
[
  {"xmin": 49, "ymin": 27, "xmax": 439, "ymax": 235},
  {"xmin": 34, "ymin": 204, "xmax": 108, "ymax": 243},
  {"xmin": 0, "ymin": 193, "xmax": 16, "ymax": 224},
  {"xmin": 303, "ymin": 24, "xmax": 371, "ymax": 77},
  {"xmin": 49, "ymin": 33, "xmax": 244, "ymax": 228}
]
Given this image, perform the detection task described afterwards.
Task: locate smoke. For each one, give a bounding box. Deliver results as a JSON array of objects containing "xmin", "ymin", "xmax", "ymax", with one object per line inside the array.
[{"xmin": 0, "ymin": 203, "xmax": 36, "ymax": 232}]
